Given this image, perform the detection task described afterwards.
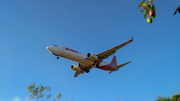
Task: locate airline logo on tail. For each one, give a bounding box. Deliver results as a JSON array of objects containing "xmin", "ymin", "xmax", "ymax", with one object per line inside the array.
[{"xmin": 110, "ymin": 56, "xmax": 117, "ymax": 67}]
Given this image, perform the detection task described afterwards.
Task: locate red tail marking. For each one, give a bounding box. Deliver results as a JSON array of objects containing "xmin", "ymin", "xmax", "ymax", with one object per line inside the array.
[
  {"xmin": 110, "ymin": 56, "xmax": 117, "ymax": 67},
  {"xmin": 97, "ymin": 56, "xmax": 118, "ymax": 71}
]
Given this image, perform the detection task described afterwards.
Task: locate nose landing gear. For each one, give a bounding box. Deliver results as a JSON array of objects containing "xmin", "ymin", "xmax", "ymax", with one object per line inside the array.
[{"xmin": 53, "ymin": 52, "xmax": 59, "ymax": 59}]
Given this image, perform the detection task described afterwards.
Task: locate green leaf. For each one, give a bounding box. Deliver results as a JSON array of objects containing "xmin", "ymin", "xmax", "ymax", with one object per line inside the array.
[
  {"xmin": 151, "ymin": 3, "xmax": 156, "ymax": 13},
  {"xmin": 144, "ymin": 4, "xmax": 150, "ymax": 18},
  {"xmin": 27, "ymin": 97, "xmax": 33, "ymax": 101},
  {"xmin": 32, "ymin": 90, "xmax": 38, "ymax": 96},
  {"xmin": 27, "ymin": 83, "xmax": 35, "ymax": 93},
  {"xmin": 39, "ymin": 86, "xmax": 44, "ymax": 93},
  {"xmin": 47, "ymin": 94, "xmax": 52, "ymax": 99},
  {"xmin": 138, "ymin": 0, "xmax": 145, "ymax": 8},
  {"xmin": 45, "ymin": 86, "xmax": 48, "ymax": 90},
  {"xmin": 47, "ymin": 86, "xmax": 51, "ymax": 91},
  {"xmin": 37, "ymin": 94, "xmax": 43, "ymax": 99},
  {"xmin": 71, "ymin": 98, "xmax": 73, "ymax": 101},
  {"xmin": 147, "ymin": 4, "xmax": 150, "ymax": 10},
  {"xmin": 141, "ymin": 7, "xmax": 145, "ymax": 12},
  {"xmin": 144, "ymin": 7, "xmax": 149, "ymax": 18},
  {"xmin": 56, "ymin": 93, "xmax": 62, "ymax": 99}
]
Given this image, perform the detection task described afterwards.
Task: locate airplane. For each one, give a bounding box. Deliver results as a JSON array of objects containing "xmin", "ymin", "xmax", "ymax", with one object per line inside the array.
[{"xmin": 46, "ymin": 37, "xmax": 133, "ymax": 77}]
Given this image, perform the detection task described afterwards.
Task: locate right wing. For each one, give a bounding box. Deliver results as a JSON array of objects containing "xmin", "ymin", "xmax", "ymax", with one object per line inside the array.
[{"xmin": 97, "ymin": 37, "xmax": 133, "ymax": 61}]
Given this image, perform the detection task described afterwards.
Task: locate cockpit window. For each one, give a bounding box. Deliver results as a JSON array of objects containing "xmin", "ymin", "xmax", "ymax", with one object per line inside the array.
[{"xmin": 54, "ymin": 45, "xmax": 58, "ymax": 46}]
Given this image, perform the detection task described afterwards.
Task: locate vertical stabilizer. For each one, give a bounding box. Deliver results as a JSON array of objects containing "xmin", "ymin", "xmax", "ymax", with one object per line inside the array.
[{"xmin": 110, "ymin": 56, "xmax": 117, "ymax": 66}]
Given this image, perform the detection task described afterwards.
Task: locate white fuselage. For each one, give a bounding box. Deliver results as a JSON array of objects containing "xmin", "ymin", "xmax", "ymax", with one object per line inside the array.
[{"xmin": 46, "ymin": 45, "xmax": 109, "ymax": 68}]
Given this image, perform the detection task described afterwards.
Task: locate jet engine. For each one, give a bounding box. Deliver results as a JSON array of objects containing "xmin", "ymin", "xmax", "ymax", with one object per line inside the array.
[
  {"xmin": 87, "ymin": 53, "xmax": 98, "ymax": 60},
  {"xmin": 71, "ymin": 65, "xmax": 81, "ymax": 71}
]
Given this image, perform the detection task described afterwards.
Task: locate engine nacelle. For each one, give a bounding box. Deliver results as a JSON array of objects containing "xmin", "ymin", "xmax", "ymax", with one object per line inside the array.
[
  {"xmin": 87, "ymin": 53, "xmax": 98, "ymax": 60},
  {"xmin": 71, "ymin": 65, "xmax": 81, "ymax": 71}
]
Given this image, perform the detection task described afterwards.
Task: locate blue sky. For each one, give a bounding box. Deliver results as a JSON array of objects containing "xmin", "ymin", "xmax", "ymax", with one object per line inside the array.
[{"xmin": 0, "ymin": 0, "xmax": 180, "ymax": 101}]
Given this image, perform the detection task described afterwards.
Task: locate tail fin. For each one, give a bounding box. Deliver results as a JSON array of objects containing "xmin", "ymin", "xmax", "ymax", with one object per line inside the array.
[{"xmin": 110, "ymin": 56, "xmax": 117, "ymax": 66}]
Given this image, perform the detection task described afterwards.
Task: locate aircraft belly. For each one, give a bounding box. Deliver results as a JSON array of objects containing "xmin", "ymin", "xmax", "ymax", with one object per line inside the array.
[
  {"xmin": 57, "ymin": 48, "xmax": 110, "ymax": 68},
  {"xmin": 97, "ymin": 61, "xmax": 114, "ymax": 71},
  {"xmin": 99, "ymin": 61, "xmax": 109, "ymax": 67},
  {"xmin": 59, "ymin": 50, "xmax": 93, "ymax": 66}
]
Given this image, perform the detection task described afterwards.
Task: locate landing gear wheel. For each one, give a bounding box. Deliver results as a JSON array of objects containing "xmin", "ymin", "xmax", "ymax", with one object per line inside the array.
[
  {"xmin": 57, "ymin": 57, "xmax": 59, "ymax": 59},
  {"xmin": 96, "ymin": 63, "xmax": 99, "ymax": 67},
  {"xmin": 86, "ymin": 69, "xmax": 90, "ymax": 73}
]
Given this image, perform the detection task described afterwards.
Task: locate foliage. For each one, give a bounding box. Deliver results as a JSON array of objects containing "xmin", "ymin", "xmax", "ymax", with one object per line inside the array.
[
  {"xmin": 138, "ymin": 0, "xmax": 156, "ymax": 23},
  {"xmin": 138, "ymin": 0, "xmax": 145, "ymax": 9},
  {"xmin": 27, "ymin": 83, "xmax": 52, "ymax": 101},
  {"xmin": 138, "ymin": 0, "xmax": 156, "ymax": 15},
  {"xmin": 155, "ymin": 94, "xmax": 180, "ymax": 101},
  {"xmin": 171, "ymin": 94, "xmax": 180, "ymax": 101},
  {"xmin": 27, "ymin": 83, "xmax": 73, "ymax": 101},
  {"xmin": 155, "ymin": 96, "xmax": 171, "ymax": 101}
]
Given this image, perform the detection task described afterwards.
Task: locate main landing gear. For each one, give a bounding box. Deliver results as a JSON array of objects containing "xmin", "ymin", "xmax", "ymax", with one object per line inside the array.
[
  {"xmin": 85, "ymin": 69, "xmax": 90, "ymax": 73},
  {"xmin": 83, "ymin": 68, "xmax": 90, "ymax": 73},
  {"xmin": 57, "ymin": 56, "xmax": 59, "ymax": 59}
]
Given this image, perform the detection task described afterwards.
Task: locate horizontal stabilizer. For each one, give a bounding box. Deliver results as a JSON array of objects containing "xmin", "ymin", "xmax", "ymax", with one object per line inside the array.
[
  {"xmin": 116, "ymin": 61, "xmax": 132, "ymax": 69},
  {"xmin": 108, "ymin": 61, "xmax": 131, "ymax": 74},
  {"xmin": 109, "ymin": 71, "xmax": 114, "ymax": 74}
]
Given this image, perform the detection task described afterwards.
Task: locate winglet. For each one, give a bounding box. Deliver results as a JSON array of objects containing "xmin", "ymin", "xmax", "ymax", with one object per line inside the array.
[{"xmin": 130, "ymin": 36, "xmax": 133, "ymax": 42}]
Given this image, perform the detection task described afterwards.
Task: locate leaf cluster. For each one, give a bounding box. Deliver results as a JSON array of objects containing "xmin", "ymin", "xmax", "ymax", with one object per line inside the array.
[
  {"xmin": 52, "ymin": 93, "xmax": 62, "ymax": 101},
  {"xmin": 27, "ymin": 83, "xmax": 73, "ymax": 101},
  {"xmin": 138, "ymin": 0, "xmax": 156, "ymax": 18},
  {"xmin": 155, "ymin": 94, "xmax": 180, "ymax": 101},
  {"xmin": 27, "ymin": 83, "xmax": 52, "ymax": 101}
]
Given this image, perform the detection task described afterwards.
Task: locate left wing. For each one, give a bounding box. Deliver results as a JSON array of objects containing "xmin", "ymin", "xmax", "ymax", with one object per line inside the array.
[
  {"xmin": 73, "ymin": 63, "xmax": 91, "ymax": 77},
  {"xmin": 74, "ymin": 71, "xmax": 81, "ymax": 77},
  {"xmin": 97, "ymin": 37, "xmax": 133, "ymax": 61}
]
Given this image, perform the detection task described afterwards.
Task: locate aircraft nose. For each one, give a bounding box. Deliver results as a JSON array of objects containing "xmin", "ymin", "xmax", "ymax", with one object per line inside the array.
[
  {"xmin": 46, "ymin": 46, "xmax": 50, "ymax": 50},
  {"xmin": 46, "ymin": 46, "xmax": 52, "ymax": 52}
]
